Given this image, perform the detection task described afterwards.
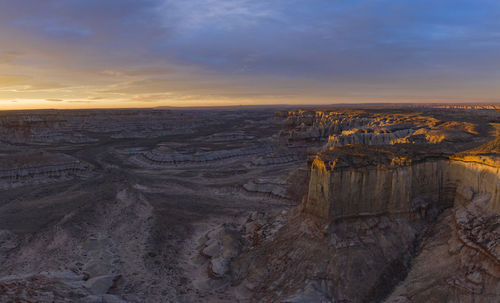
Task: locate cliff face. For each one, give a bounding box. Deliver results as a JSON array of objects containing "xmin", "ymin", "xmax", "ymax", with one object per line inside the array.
[
  {"xmin": 449, "ymin": 158, "xmax": 500, "ymax": 210},
  {"xmin": 185, "ymin": 109, "xmax": 500, "ymax": 302},
  {"xmin": 305, "ymin": 156, "xmax": 500, "ymax": 220},
  {"xmin": 384, "ymin": 180, "xmax": 500, "ymax": 303},
  {"xmin": 218, "ymin": 154, "xmax": 500, "ymax": 302}
]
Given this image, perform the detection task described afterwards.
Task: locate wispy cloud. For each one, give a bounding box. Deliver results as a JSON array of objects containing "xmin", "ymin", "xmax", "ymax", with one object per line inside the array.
[
  {"xmin": 0, "ymin": 74, "xmax": 30, "ymax": 87},
  {"xmin": 0, "ymin": 0, "xmax": 499, "ymax": 108}
]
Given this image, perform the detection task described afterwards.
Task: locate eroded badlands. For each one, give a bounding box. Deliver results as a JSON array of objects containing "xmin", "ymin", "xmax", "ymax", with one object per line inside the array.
[{"xmin": 0, "ymin": 105, "xmax": 498, "ymax": 303}]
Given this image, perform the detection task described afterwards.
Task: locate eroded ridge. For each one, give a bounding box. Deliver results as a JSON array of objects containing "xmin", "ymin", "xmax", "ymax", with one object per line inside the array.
[
  {"xmin": 1, "ymin": 106, "xmax": 499, "ymax": 303},
  {"xmin": 194, "ymin": 108, "xmax": 500, "ymax": 302},
  {"xmin": 137, "ymin": 145, "xmax": 275, "ymax": 167},
  {"xmin": 0, "ymin": 152, "xmax": 90, "ymax": 188}
]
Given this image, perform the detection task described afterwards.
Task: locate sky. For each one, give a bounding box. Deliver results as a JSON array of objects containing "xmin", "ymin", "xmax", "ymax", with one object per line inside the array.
[{"xmin": 0, "ymin": 0, "xmax": 499, "ymax": 109}]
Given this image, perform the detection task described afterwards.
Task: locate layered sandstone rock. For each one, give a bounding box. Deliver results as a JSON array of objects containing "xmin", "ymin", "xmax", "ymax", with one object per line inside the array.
[
  {"xmin": 327, "ymin": 129, "xmax": 415, "ymax": 147},
  {"xmin": 205, "ymin": 131, "xmax": 255, "ymax": 142},
  {"xmin": 137, "ymin": 145, "xmax": 274, "ymax": 167},
  {"xmin": 304, "ymin": 145, "xmax": 500, "ymax": 221},
  {"xmin": 0, "ymin": 152, "xmax": 89, "ymax": 187},
  {"xmin": 384, "ymin": 188, "xmax": 500, "ymax": 302},
  {"xmin": 279, "ymin": 109, "xmax": 480, "ymax": 149},
  {"xmin": 242, "ymin": 177, "xmax": 290, "ymax": 200},
  {"xmin": 0, "ymin": 109, "xmax": 220, "ymax": 144},
  {"xmin": 251, "ymin": 152, "xmax": 300, "ymax": 166},
  {"xmin": 199, "ymin": 113, "xmax": 500, "ymax": 302},
  {"xmin": 0, "ymin": 271, "xmax": 128, "ymax": 303},
  {"xmin": 202, "ymin": 207, "xmax": 431, "ymax": 302}
]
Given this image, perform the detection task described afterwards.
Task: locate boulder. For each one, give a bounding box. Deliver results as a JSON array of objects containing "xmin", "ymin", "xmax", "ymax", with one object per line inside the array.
[{"xmin": 85, "ymin": 275, "xmax": 121, "ymax": 295}]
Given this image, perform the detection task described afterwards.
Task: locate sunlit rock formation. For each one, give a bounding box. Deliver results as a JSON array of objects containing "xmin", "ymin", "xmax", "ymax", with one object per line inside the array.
[
  {"xmin": 304, "ymin": 151, "xmax": 500, "ymax": 220},
  {"xmin": 1, "ymin": 106, "xmax": 499, "ymax": 303},
  {"xmin": 197, "ymin": 110, "xmax": 500, "ymax": 302}
]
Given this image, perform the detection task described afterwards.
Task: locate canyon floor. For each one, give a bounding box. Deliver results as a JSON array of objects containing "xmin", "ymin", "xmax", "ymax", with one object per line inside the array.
[{"xmin": 0, "ymin": 105, "xmax": 498, "ymax": 303}]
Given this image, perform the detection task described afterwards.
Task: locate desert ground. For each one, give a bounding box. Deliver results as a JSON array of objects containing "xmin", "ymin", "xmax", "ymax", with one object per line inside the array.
[{"xmin": 0, "ymin": 105, "xmax": 499, "ymax": 303}]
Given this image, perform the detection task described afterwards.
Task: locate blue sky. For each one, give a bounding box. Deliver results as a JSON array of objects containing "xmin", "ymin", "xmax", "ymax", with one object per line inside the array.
[{"xmin": 0, "ymin": 0, "xmax": 499, "ymax": 108}]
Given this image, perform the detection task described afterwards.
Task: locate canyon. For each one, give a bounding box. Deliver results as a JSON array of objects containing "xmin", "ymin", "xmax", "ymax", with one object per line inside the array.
[{"xmin": 0, "ymin": 105, "xmax": 498, "ymax": 302}]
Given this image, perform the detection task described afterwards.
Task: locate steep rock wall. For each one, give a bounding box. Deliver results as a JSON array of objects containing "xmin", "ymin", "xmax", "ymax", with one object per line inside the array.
[
  {"xmin": 449, "ymin": 157, "xmax": 500, "ymax": 210},
  {"xmin": 305, "ymin": 157, "xmax": 500, "ymax": 220}
]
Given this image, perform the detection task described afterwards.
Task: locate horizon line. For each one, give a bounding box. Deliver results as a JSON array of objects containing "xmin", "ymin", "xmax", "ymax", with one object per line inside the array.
[{"xmin": 1, "ymin": 101, "xmax": 499, "ymax": 112}]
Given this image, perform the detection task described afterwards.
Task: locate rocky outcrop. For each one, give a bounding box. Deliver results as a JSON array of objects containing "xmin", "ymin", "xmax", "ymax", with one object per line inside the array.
[
  {"xmin": 0, "ymin": 152, "xmax": 89, "ymax": 188},
  {"xmin": 204, "ymin": 131, "xmax": 255, "ymax": 142},
  {"xmin": 195, "ymin": 113, "xmax": 498, "ymax": 302},
  {"xmin": 251, "ymin": 152, "xmax": 300, "ymax": 166},
  {"xmin": 203, "ymin": 208, "xmax": 429, "ymax": 303},
  {"xmin": 0, "ymin": 109, "xmax": 225, "ymax": 144},
  {"xmin": 137, "ymin": 145, "xmax": 274, "ymax": 167},
  {"xmin": 454, "ymin": 191, "xmax": 500, "ymax": 265},
  {"xmin": 199, "ymin": 224, "xmax": 242, "ymax": 280},
  {"xmin": 279, "ymin": 110, "xmax": 373, "ymax": 142},
  {"xmin": 85, "ymin": 274, "xmax": 121, "ymax": 295},
  {"xmin": 433, "ymin": 104, "xmax": 500, "ymax": 110},
  {"xmin": 0, "ymin": 270, "xmax": 127, "ymax": 303},
  {"xmin": 242, "ymin": 177, "xmax": 290, "ymax": 200},
  {"xmin": 279, "ymin": 110, "xmax": 480, "ymax": 148},
  {"xmin": 384, "ymin": 188, "xmax": 500, "ymax": 302},
  {"xmin": 304, "ymin": 154, "xmax": 500, "ymax": 221},
  {"xmin": 212, "ymin": 153, "xmax": 500, "ymax": 302},
  {"xmin": 327, "ymin": 129, "xmax": 414, "ymax": 146},
  {"xmin": 326, "ymin": 127, "xmax": 475, "ymax": 147}
]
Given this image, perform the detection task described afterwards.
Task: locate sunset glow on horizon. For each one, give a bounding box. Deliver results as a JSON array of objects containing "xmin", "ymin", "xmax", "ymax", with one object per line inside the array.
[{"xmin": 1, "ymin": 0, "xmax": 500, "ymax": 110}]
